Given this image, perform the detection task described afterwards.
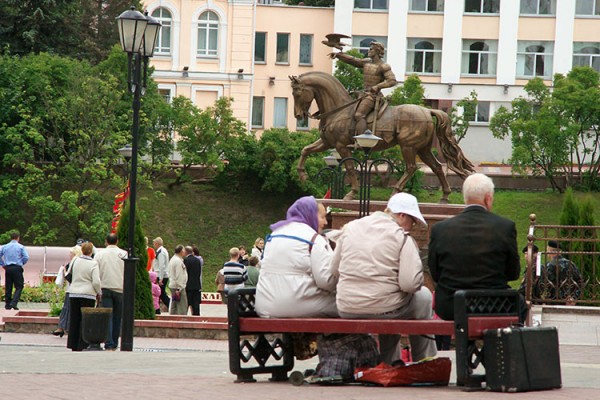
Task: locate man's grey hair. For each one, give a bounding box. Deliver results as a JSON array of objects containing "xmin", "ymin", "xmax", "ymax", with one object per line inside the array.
[{"xmin": 462, "ymin": 173, "xmax": 494, "ymax": 204}]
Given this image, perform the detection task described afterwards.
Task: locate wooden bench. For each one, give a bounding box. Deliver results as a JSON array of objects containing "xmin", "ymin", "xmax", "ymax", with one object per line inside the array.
[{"xmin": 227, "ymin": 288, "xmax": 520, "ymax": 388}]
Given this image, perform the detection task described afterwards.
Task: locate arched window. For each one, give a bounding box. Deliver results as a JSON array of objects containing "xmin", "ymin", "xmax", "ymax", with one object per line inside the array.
[
  {"xmin": 469, "ymin": 42, "xmax": 488, "ymax": 74},
  {"xmin": 516, "ymin": 41, "xmax": 553, "ymax": 78},
  {"xmin": 461, "ymin": 40, "xmax": 497, "ymax": 75},
  {"xmin": 414, "ymin": 41, "xmax": 433, "ymax": 73},
  {"xmin": 573, "ymin": 43, "xmax": 600, "ymax": 72},
  {"xmin": 526, "ymin": 45, "xmax": 545, "ymax": 77},
  {"xmin": 198, "ymin": 11, "xmax": 219, "ymax": 57},
  {"xmin": 151, "ymin": 8, "xmax": 172, "ymax": 55}
]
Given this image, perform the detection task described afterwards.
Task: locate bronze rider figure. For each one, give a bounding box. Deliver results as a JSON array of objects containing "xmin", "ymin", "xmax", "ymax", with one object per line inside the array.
[{"xmin": 329, "ymin": 41, "xmax": 397, "ymax": 136}]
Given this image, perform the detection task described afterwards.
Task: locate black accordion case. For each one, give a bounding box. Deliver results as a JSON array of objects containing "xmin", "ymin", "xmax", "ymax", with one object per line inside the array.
[{"xmin": 483, "ymin": 326, "xmax": 562, "ymax": 392}]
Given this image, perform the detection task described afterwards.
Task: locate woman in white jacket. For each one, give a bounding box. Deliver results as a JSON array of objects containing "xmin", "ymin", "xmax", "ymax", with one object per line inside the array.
[
  {"xmin": 255, "ymin": 196, "xmax": 337, "ymax": 318},
  {"xmin": 67, "ymin": 242, "xmax": 101, "ymax": 351}
]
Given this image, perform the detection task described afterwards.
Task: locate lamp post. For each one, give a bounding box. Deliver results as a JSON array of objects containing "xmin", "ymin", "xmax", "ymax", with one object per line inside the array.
[
  {"xmin": 116, "ymin": 7, "xmax": 161, "ymax": 352},
  {"xmin": 118, "ymin": 144, "xmax": 132, "ymax": 182},
  {"xmin": 313, "ymin": 152, "xmax": 343, "ymax": 199},
  {"xmin": 336, "ymin": 130, "xmax": 393, "ymax": 217}
]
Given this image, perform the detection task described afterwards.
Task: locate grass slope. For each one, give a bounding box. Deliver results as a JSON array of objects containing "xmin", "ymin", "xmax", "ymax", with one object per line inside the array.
[
  {"xmin": 138, "ymin": 182, "xmax": 295, "ymax": 292},
  {"xmin": 139, "ymin": 183, "xmax": 600, "ymax": 292}
]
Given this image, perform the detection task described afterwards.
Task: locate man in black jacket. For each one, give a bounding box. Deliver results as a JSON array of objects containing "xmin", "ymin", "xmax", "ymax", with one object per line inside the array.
[
  {"xmin": 428, "ymin": 173, "xmax": 522, "ymax": 321},
  {"xmin": 184, "ymin": 246, "xmax": 203, "ymax": 316}
]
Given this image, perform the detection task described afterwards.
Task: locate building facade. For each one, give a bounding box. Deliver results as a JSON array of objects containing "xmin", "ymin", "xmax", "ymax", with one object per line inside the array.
[{"xmin": 143, "ymin": 0, "xmax": 600, "ymax": 163}]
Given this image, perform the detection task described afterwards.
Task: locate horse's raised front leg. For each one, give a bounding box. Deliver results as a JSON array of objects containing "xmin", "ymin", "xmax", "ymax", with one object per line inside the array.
[{"xmin": 297, "ymin": 138, "xmax": 329, "ymax": 182}]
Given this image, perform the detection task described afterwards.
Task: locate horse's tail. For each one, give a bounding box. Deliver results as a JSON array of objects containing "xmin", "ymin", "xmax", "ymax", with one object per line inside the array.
[{"xmin": 429, "ymin": 109, "xmax": 475, "ymax": 179}]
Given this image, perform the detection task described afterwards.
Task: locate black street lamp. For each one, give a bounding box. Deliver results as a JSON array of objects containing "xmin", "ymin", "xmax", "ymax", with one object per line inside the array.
[
  {"xmin": 118, "ymin": 144, "xmax": 132, "ymax": 182},
  {"xmin": 313, "ymin": 152, "xmax": 343, "ymax": 199},
  {"xmin": 116, "ymin": 7, "xmax": 161, "ymax": 352},
  {"xmin": 335, "ymin": 130, "xmax": 396, "ymax": 217}
]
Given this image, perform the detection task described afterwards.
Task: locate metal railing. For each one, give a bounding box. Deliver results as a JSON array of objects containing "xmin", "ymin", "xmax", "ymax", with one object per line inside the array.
[{"xmin": 524, "ymin": 213, "xmax": 600, "ymax": 306}]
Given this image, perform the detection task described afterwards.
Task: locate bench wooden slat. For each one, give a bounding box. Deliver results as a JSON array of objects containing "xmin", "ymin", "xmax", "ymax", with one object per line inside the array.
[{"xmin": 239, "ymin": 316, "xmax": 518, "ymax": 337}]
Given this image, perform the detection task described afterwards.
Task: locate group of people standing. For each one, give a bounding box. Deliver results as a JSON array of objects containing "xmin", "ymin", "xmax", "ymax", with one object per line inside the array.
[
  {"xmin": 54, "ymin": 234, "xmax": 127, "ymax": 351},
  {"xmin": 148, "ymin": 238, "xmax": 204, "ymax": 316},
  {"xmin": 49, "ymin": 234, "xmax": 204, "ymax": 351},
  {"xmin": 244, "ymin": 173, "xmax": 526, "ymax": 378}
]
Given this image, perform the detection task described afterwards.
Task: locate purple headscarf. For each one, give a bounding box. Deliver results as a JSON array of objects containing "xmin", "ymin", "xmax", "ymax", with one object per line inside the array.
[{"xmin": 269, "ymin": 196, "xmax": 319, "ymax": 232}]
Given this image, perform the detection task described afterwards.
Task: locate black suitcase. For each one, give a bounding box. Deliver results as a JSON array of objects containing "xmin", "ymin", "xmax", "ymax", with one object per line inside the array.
[{"xmin": 483, "ymin": 326, "xmax": 562, "ymax": 392}]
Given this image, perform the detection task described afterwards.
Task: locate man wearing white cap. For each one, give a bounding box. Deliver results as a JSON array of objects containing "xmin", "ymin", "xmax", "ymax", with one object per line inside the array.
[{"xmin": 330, "ymin": 193, "xmax": 437, "ymax": 364}]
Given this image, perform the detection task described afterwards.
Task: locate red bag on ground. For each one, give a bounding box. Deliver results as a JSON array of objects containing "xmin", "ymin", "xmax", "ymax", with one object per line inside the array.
[{"xmin": 354, "ymin": 358, "xmax": 452, "ymax": 387}]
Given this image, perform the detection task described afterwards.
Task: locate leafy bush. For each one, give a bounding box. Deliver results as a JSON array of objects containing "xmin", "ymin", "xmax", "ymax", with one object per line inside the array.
[{"xmin": 216, "ymin": 128, "xmax": 321, "ymax": 196}]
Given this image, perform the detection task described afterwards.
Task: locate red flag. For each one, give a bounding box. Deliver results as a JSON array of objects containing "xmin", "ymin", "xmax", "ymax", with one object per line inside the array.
[{"xmin": 323, "ymin": 187, "xmax": 332, "ymax": 199}]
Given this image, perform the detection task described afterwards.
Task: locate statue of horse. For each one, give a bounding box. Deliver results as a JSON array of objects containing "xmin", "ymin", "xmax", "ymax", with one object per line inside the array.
[{"xmin": 290, "ymin": 71, "xmax": 475, "ymax": 203}]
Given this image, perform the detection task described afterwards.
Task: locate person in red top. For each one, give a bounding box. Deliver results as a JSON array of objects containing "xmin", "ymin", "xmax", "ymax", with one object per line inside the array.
[{"xmin": 145, "ymin": 237, "xmax": 156, "ymax": 272}]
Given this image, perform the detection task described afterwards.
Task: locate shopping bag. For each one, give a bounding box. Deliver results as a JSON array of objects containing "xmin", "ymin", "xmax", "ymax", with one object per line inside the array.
[
  {"xmin": 354, "ymin": 358, "xmax": 451, "ymax": 387},
  {"xmin": 55, "ymin": 265, "xmax": 65, "ymax": 287}
]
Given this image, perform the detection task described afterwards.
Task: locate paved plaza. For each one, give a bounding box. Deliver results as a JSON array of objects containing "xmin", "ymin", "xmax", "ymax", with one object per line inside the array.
[{"xmin": 1, "ymin": 327, "xmax": 600, "ymax": 399}]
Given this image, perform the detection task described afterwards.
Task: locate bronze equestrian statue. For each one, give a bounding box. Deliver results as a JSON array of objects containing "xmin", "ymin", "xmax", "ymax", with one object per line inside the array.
[{"xmin": 290, "ymin": 72, "xmax": 475, "ymax": 203}]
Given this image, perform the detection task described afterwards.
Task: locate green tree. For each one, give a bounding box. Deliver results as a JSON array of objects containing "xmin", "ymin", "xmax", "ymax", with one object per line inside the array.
[
  {"xmin": 449, "ymin": 90, "xmax": 478, "ymax": 143},
  {"xmin": 333, "ymin": 49, "xmax": 364, "ymax": 96},
  {"xmin": 0, "ymin": 51, "xmax": 171, "ymax": 243},
  {"xmin": 167, "ymin": 97, "xmax": 247, "ymax": 188},
  {"xmin": 552, "ymin": 67, "xmax": 600, "ymax": 189},
  {"xmin": 560, "ymin": 188, "xmax": 580, "ymax": 227},
  {"xmin": 387, "ymin": 75, "xmax": 424, "ymax": 106},
  {"xmin": 117, "ymin": 200, "xmax": 154, "ymax": 320},
  {"xmin": 0, "ymin": 1, "xmax": 141, "ymax": 64},
  {"xmin": 490, "ymin": 78, "xmax": 571, "ymax": 192}
]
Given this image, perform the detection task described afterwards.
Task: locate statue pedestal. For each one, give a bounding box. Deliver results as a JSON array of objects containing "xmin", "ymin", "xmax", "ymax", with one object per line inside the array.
[{"xmin": 319, "ymin": 199, "xmax": 464, "ymax": 250}]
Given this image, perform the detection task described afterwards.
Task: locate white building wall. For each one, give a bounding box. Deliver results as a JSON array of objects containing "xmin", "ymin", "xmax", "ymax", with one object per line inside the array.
[
  {"xmin": 387, "ymin": 0, "xmax": 408, "ymax": 80},
  {"xmin": 441, "ymin": 2, "xmax": 463, "ymax": 84},
  {"xmin": 146, "ymin": 1, "xmax": 600, "ymax": 164},
  {"xmin": 497, "ymin": 0, "xmax": 519, "ymax": 85},
  {"xmin": 554, "ymin": 0, "xmax": 576, "ymax": 76}
]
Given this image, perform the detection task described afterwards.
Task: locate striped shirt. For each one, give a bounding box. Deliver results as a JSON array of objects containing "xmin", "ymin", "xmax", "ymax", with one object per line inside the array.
[{"xmin": 222, "ymin": 261, "xmax": 248, "ymax": 292}]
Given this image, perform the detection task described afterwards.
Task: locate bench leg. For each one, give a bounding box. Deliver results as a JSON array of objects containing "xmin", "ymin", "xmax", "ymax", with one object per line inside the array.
[
  {"xmin": 235, "ymin": 372, "xmax": 257, "ymax": 383},
  {"xmin": 456, "ymin": 339, "xmax": 485, "ymax": 390},
  {"xmin": 269, "ymin": 370, "xmax": 289, "ymax": 382}
]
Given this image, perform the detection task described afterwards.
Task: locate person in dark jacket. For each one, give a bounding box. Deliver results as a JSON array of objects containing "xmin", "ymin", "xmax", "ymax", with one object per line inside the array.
[
  {"xmin": 184, "ymin": 246, "xmax": 203, "ymax": 316},
  {"xmin": 428, "ymin": 173, "xmax": 523, "ymax": 321}
]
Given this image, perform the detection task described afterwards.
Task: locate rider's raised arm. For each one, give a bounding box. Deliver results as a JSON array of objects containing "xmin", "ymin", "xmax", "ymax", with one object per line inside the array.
[{"xmin": 331, "ymin": 51, "xmax": 365, "ymax": 69}]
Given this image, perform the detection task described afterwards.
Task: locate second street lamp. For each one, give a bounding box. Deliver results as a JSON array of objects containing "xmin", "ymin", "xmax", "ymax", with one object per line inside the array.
[
  {"xmin": 352, "ymin": 130, "xmax": 381, "ymax": 217},
  {"xmin": 116, "ymin": 7, "xmax": 161, "ymax": 352}
]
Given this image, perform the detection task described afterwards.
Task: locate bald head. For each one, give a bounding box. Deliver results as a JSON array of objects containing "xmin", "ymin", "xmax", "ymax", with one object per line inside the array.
[{"xmin": 462, "ymin": 173, "xmax": 495, "ymax": 209}]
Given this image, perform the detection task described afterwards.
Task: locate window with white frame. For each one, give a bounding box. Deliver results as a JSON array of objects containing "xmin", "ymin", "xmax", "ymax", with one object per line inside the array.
[
  {"xmin": 516, "ymin": 41, "xmax": 554, "ymax": 78},
  {"xmin": 462, "ymin": 40, "xmax": 497, "ymax": 75},
  {"xmin": 410, "ymin": 0, "xmax": 444, "ymax": 12},
  {"xmin": 576, "ymin": 0, "xmax": 600, "ymax": 15},
  {"xmin": 469, "ymin": 101, "xmax": 491, "ymax": 123},
  {"xmin": 252, "ymin": 97, "xmax": 265, "ymax": 128},
  {"xmin": 152, "ymin": 8, "xmax": 172, "ymax": 55},
  {"xmin": 573, "ymin": 42, "xmax": 600, "ymax": 72},
  {"xmin": 465, "ymin": 0, "xmax": 500, "ymax": 13},
  {"xmin": 355, "ymin": 0, "xmax": 388, "ymax": 10},
  {"xmin": 255, "ymin": 32, "xmax": 266, "ymax": 63},
  {"xmin": 407, "ymin": 39, "xmax": 442, "ymax": 74},
  {"xmin": 520, "ymin": 0, "xmax": 556, "ymax": 15},
  {"xmin": 197, "ymin": 11, "xmax": 219, "ymax": 57},
  {"xmin": 352, "ymin": 36, "xmax": 388, "ymax": 58},
  {"xmin": 296, "ymin": 116, "xmax": 309, "ymax": 130},
  {"xmin": 299, "ymin": 34, "xmax": 313, "ymax": 65},
  {"xmin": 276, "ymin": 33, "xmax": 290, "ymax": 64},
  {"xmin": 158, "ymin": 88, "xmax": 172, "ymax": 103},
  {"xmin": 273, "ymin": 97, "xmax": 288, "ymax": 128}
]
